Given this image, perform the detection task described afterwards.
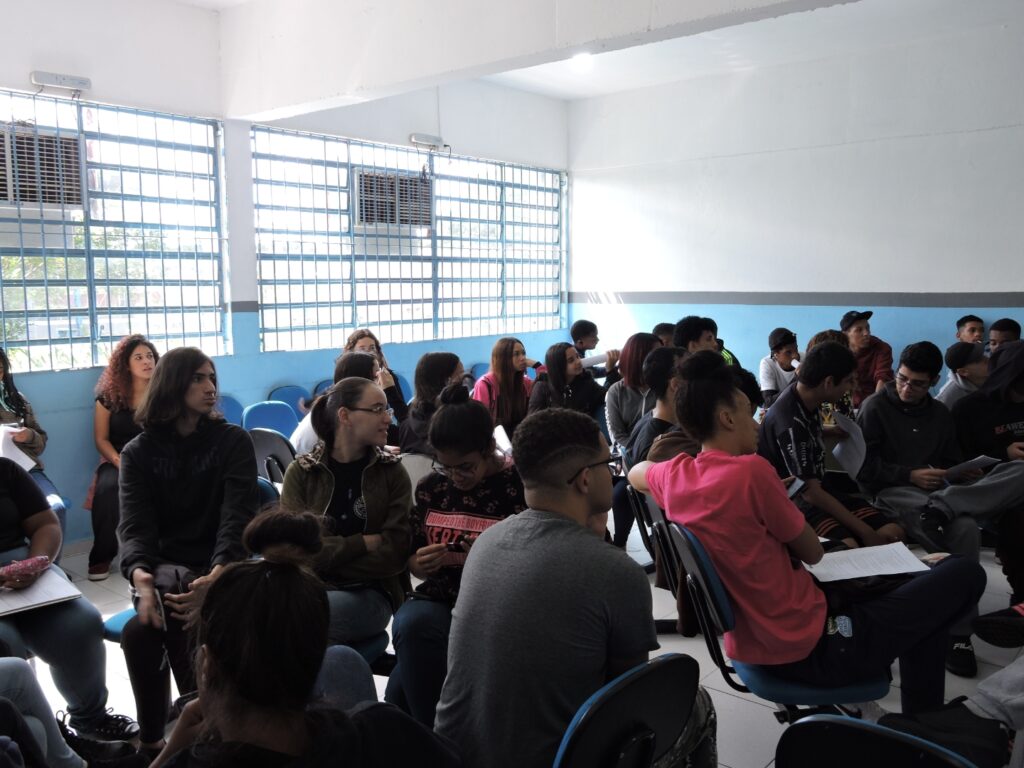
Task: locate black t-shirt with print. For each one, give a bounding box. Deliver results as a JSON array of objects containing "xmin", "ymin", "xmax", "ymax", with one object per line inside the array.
[
  {"xmin": 410, "ymin": 460, "xmax": 527, "ymax": 605},
  {"xmin": 757, "ymin": 382, "xmax": 825, "ymax": 481},
  {"xmin": 0, "ymin": 458, "xmax": 49, "ymax": 553},
  {"xmin": 325, "ymin": 454, "xmax": 371, "ymax": 537}
]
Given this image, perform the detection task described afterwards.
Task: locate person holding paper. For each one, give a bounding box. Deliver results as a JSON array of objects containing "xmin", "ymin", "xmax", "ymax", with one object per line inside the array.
[
  {"xmin": 857, "ymin": 341, "xmax": 1024, "ymax": 677},
  {"xmin": 758, "ymin": 342, "xmax": 904, "ymax": 550},
  {"xmin": 936, "ymin": 340, "xmax": 989, "ymax": 410},
  {"xmin": 570, "ymin": 319, "xmax": 620, "ymax": 385},
  {"xmin": 629, "ymin": 351, "xmax": 986, "ymax": 714},
  {"xmin": 0, "ymin": 457, "xmax": 140, "ymax": 745},
  {"xmin": 954, "ymin": 339, "xmax": 1024, "ymax": 466}
]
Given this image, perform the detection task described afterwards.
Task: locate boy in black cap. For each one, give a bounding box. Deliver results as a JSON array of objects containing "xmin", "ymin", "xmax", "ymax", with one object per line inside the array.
[
  {"xmin": 841, "ymin": 310, "xmax": 893, "ymax": 408},
  {"xmin": 936, "ymin": 341, "xmax": 989, "ymax": 410},
  {"xmin": 758, "ymin": 327, "xmax": 799, "ymax": 408}
]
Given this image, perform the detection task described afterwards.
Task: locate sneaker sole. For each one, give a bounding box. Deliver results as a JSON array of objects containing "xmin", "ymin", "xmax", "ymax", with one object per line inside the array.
[
  {"xmin": 974, "ymin": 616, "xmax": 1024, "ymax": 649},
  {"xmin": 87, "ymin": 572, "xmax": 110, "ymax": 581}
]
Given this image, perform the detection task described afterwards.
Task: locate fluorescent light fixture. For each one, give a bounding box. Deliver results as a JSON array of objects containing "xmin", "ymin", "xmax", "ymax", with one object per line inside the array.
[{"xmin": 569, "ymin": 53, "xmax": 594, "ymax": 74}]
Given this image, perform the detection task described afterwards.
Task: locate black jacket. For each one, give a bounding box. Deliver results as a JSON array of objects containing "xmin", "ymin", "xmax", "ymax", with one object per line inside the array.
[
  {"xmin": 856, "ymin": 382, "xmax": 962, "ymax": 495},
  {"xmin": 953, "ymin": 340, "xmax": 1024, "ymax": 461},
  {"xmin": 118, "ymin": 418, "xmax": 259, "ymax": 578},
  {"xmin": 527, "ymin": 372, "xmax": 606, "ymax": 417}
]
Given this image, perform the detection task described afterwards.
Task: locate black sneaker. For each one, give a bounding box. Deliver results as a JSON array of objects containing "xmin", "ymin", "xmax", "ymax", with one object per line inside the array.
[
  {"xmin": 945, "ymin": 635, "xmax": 977, "ymax": 678},
  {"xmin": 879, "ymin": 702, "xmax": 1009, "ymax": 768},
  {"xmin": 974, "ymin": 604, "xmax": 1024, "ymax": 648},
  {"xmin": 57, "ymin": 713, "xmax": 136, "ymax": 762},
  {"xmin": 69, "ymin": 709, "xmax": 140, "ymax": 742}
]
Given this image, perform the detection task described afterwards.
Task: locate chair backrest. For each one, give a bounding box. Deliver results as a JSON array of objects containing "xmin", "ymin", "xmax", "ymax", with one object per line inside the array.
[
  {"xmin": 470, "ymin": 362, "xmax": 489, "ymax": 380},
  {"xmin": 776, "ymin": 715, "xmax": 981, "ymax": 768},
  {"xmin": 313, "ymin": 378, "xmax": 333, "ymax": 397},
  {"xmin": 401, "ymin": 453, "xmax": 435, "ymax": 489},
  {"xmin": 256, "ymin": 476, "xmax": 281, "ymax": 507},
  {"xmin": 217, "ymin": 394, "xmax": 244, "ymax": 426},
  {"xmin": 268, "ymin": 385, "xmax": 312, "ymax": 420},
  {"xmin": 242, "ymin": 401, "xmax": 299, "ymax": 436},
  {"xmin": 553, "ymin": 653, "xmax": 700, "ymax": 768},
  {"xmin": 667, "ymin": 523, "xmax": 734, "ymax": 633},
  {"xmin": 249, "ymin": 427, "xmax": 297, "ymax": 484},
  {"xmin": 392, "ymin": 372, "xmax": 413, "ymax": 403},
  {"xmin": 624, "ymin": 485, "xmax": 655, "ymax": 558}
]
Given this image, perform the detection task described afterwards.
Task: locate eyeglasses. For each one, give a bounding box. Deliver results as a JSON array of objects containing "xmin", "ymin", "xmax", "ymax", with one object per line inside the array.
[
  {"xmin": 431, "ymin": 456, "xmax": 482, "ymax": 478},
  {"xmin": 895, "ymin": 373, "xmax": 931, "ymax": 391},
  {"xmin": 346, "ymin": 404, "xmax": 394, "ymax": 417},
  {"xmin": 565, "ymin": 460, "xmax": 610, "ymax": 483}
]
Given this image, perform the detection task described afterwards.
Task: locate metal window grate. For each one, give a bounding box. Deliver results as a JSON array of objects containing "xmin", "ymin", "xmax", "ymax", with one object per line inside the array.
[
  {"xmin": 0, "ymin": 88, "xmax": 226, "ymax": 371},
  {"xmin": 252, "ymin": 125, "xmax": 565, "ymax": 351}
]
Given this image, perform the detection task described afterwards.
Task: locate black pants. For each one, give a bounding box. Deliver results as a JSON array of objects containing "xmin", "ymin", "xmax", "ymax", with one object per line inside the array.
[
  {"xmin": 0, "ymin": 698, "xmax": 46, "ymax": 768},
  {"xmin": 769, "ymin": 556, "xmax": 985, "ymax": 714},
  {"xmin": 88, "ymin": 463, "xmax": 120, "ymax": 567},
  {"xmin": 121, "ymin": 614, "xmax": 196, "ymax": 743},
  {"xmin": 611, "ymin": 477, "xmax": 635, "ymax": 548}
]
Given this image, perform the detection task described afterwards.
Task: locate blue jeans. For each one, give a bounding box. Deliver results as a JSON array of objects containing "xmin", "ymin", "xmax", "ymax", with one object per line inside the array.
[
  {"xmin": 28, "ymin": 469, "xmax": 67, "ymax": 554},
  {"xmin": 384, "ymin": 597, "xmax": 452, "ymax": 725},
  {"xmin": 0, "ymin": 657, "xmax": 84, "ymax": 768},
  {"xmin": 0, "ymin": 546, "xmax": 109, "ymax": 729},
  {"xmin": 326, "ymin": 588, "xmax": 393, "ymax": 645},
  {"xmin": 312, "ymin": 645, "xmax": 378, "ymax": 710}
]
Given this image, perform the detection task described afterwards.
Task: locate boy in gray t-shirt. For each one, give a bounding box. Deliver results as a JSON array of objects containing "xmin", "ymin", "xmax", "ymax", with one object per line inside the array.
[{"xmin": 434, "ymin": 408, "xmax": 658, "ymax": 768}]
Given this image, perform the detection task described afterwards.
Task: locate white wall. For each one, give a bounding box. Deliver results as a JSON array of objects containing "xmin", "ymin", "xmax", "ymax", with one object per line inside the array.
[
  {"xmin": 568, "ymin": 14, "xmax": 1024, "ymax": 294},
  {"xmin": 1, "ymin": 0, "xmax": 221, "ymax": 118},
  {"xmin": 273, "ymin": 80, "xmax": 568, "ymax": 170}
]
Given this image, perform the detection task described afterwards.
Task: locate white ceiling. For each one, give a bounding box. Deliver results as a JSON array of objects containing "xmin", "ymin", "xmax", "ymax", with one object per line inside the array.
[
  {"xmin": 169, "ymin": 0, "xmax": 249, "ymax": 10},
  {"xmin": 486, "ymin": 0, "xmax": 1023, "ymax": 101}
]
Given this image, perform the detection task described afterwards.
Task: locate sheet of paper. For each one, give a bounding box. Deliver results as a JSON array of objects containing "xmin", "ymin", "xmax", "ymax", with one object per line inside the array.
[
  {"xmin": 580, "ymin": 352, "xmax": 608, "ymax": 369},
  {"xmin": 0, "ymin": 568, "xmax": 82, "ymax": 617},
  {"xmin": 831, "ymin": 413, "xmax": 866, "ymax": 480},
  {"xmin": 944, "ymin": 454, "xmax": 1000, "ymax": 483},
  {"xmin": 803, "ymin": 542, "xmax": 929, "ymax": 582},
  {"xmin": 0, "ymin": 426, "xmax": 36, "ymax": 472},
  {"xmin": 493, "ymin": 425, "xmax": 512, "ymax": 454}
]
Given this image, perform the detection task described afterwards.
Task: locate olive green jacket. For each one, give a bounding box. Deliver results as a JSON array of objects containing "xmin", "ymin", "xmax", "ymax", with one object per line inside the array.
[{"xmin": 280, "ymin": 441, "xmax": 412, "ymax": 610}]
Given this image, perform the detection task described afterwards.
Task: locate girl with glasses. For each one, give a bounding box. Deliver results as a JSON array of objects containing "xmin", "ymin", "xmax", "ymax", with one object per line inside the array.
[
  {"xmin": 343, "ymin": 328, "xmax": 409, "ymax": 429},
  {"xmin": 280, "ymin": 377, "xmax": 412, "ymax": 648},
  {"xmin": 385, "ymin": 383, "xmax": 526, "ymax": 725}
]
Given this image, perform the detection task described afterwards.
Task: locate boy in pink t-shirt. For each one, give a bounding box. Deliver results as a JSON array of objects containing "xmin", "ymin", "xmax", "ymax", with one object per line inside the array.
[{"xmin": 629, "ymin": 351, "xmax": 986, "ymax": 713}]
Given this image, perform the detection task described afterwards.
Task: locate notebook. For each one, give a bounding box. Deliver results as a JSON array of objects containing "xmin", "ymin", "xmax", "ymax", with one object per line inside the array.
[{"xmin": 0, "ymin": 568, "xmax": 82, "ymax": 617}]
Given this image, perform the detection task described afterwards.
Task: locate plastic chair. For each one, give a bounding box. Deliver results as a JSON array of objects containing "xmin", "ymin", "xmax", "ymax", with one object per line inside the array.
[
  {"xmin": 313, "ymin": 379, "xmax": 333, "ymax": 397},
  {"xmin": 525, "ymin": 365, "xmax": 538, "ymax": 381},
  {"xmin": 470, "ymin": 362, "xmax": 489, "ymax": 380},
  {"xmin": 775, "ymin": 714, "xmax": 981, "ymax": 768},
  {"xmin": 103, "ymin": 607, "xmax": 137, "ymax": 643},
  {"xmin": 257, "ymin": 475, "xmax": 281, "ymax": 507},
  {"xmin": 250, "ymin": 428, "xmax": 297, "ymax": 484},
  {"xmin": 400, "ymin": 453, "xmax": 435, "ymax": 490},
  {"xmin": 392, "ymin": 372, "xmax": 412, "ymax": 403},
  {"xmin": 242, "ymin": 401, "xmax": 299, "ymax": 436},
  {"xmin": 663, "ymin": 521, "xmax": 889, "ymax": 724},
  {"xmin": 217, "ymin": 394, "xmax": 244, "ymax": 426},
  {"xmin": 268, "ymin": 385, "xmax": 312, "ymax": 420},
  {"xmin": 624, "ymin": 485, "xmax": 657, "ymax": 558},
  {"xmin": 553, "ymin": 653, "xmax": 700, "ymax": 768}
]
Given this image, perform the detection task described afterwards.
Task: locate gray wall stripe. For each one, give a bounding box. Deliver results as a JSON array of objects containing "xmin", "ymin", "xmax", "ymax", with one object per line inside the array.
[
  {"xmin": 230, "ymin": 301, "xmax": 260, "ymax": 312},
  {"xmin": 568, "ymin": 292, "xmax": 1024, "ymax": 308}
]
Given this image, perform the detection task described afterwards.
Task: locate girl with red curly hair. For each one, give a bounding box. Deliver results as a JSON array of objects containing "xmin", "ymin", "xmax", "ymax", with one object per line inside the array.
[{"xmin": 86, "ymin": 334, "xmax": 158, "ymax": 579}]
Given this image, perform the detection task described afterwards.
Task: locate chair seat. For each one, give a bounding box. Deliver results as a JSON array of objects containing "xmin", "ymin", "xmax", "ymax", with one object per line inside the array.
[
  {"xmin": 732, "ymin": 661, "xmax": 889, "ymax": 705},
  {"xmin": 103, "ymin": 607, "xmax": 138, "ymax": 643}
]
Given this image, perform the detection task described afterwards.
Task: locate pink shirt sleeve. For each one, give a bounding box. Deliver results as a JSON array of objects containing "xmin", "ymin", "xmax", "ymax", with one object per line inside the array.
[{"xmin": 747, "ymin": 456, "xmax": 806, "ymax": 544}]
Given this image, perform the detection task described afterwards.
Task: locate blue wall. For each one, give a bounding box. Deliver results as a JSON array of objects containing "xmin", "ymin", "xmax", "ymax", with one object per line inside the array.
[{"xmin": 18, "ymin": 312, "xmax": 568, "ymax": 543}]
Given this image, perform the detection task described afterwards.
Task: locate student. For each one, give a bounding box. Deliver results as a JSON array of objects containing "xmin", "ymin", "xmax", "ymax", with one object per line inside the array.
[
  {"xmin": 343, "ymin": 329, "xmax": 409, "ymax": 425},
  {"xmin": 988, "ymin": 317, "xmax": 1022, "ymax": 354},
  {"xmin": 385, "ymin": 384, "xmax": 526, "ymax": 725},
  {"xmin": 804, "ymin": 329, "xmax": 855, "ymax": 426},
  {"xmin": 605, "ymin": 332, "xmax": 662, "ymax": 448},
  {"xmin": 570, "ymin": 319, "xmax": 620, "ymax": 384},
  {"xmin": 857, "ymin": 341, "xmax": 1024, "ymax": 677},
  {"xmin": 528, "ymin": 342, "xmax": 605, "ymax": 417},
  {"xmin": 117, "ymin": 347, "xmax": 259, "ymax": 757},
  {"xmin": 955, "ymin": 314, "xmax": 985, "ymax": 344},
  {"xmin": 624, "ymin": 347, "xmax": 691, "ymax": 468},
  {"xmin": 758, "ymin": 342, "xmax": 904, "ymax": 549},
  {"xmin": 292, "ymin": 352, "xmax": 381, "ymax": 454},
  {"xmin": 434, "ymin": 408, "xmax": 660, "ymax": 768},
  {"xmin": 954, "ymin": 340, "xmax": 1024, "ymax": 465},
  {"xmin": 840, "ymin": 310, "xmax": 894, "ymax": 408},
  {"xmin": 280, "ymin": 377, "xmax": 412, "ymax": 646},
  {"xmin": 652, "ymin": 322, "xmax": 676, "ymax": 348},
  {"xmin": 87, "ymin": 334, "xmax": 159, "ymax": 581},
  {"xmin": 758, "ymin": 327, "xmax": 799, "ymax": 408},
  {"xmin": 399, "ymin": 352, "xmax": 463, "ymax": 456},
  {"xmin": 936, "ymin": 341, "xmax": 989, "ymax": 409},
  {"xmin": 672, "ymin": 316, "xmax": 719, "ymax": 355},
  {"xmin": 0, "ymin": 458, "xmax": 139, "ymax": 746},
  {"xmin": 148, "ymin": 553, "xmax": 461, "ymax": 767},
  {"xmin": 0, "ymin": 348, "xmax": 69, "ymax": 541},
  {"xmin": 471, "ymin": 337, "xmax": 538, "ymax": 437},
  {"xmin": 629, "ymin": 351, "xmax": 986, "ymax": 715}
]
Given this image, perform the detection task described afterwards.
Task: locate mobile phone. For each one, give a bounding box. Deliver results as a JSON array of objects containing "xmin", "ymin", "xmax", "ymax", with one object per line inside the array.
[
  {"xmin": 787, "ymin": 477, "xmax": 806, "ymax": 499},
  {"xmin": 446, "ymin": 541, "xmax": 465, "ymax": 552}
]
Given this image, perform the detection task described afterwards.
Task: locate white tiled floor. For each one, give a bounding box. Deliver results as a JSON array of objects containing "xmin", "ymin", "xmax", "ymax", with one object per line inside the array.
[{"xmin": 34, "ymin": 539, "xmax": 1022, "ymax": 768}]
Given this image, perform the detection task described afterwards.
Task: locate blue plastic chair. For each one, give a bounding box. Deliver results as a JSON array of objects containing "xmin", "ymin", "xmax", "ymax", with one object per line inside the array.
[
  {"xmin": 103, "ymin": 607, "xmax": 137, "ymax": 643},
  {"xmin": 268, "ymin": 385, "xmax": 312, "ymax": 420},
  {"xmin": 776, "ymin": 714, "xmax": 980, "ymax": 768},
  {"xmin": 470, "ymin": 362, "xmax": 489, "ymax": 380},
  {"xmin": 217, "ymin": 394, "xmax": 244, "ymax": 426},
  {"xmin": 525, "ymin": 365, "xmax": 537, "ymax": 381},
  {"xmin": 257, "ymin": 475, "xmax": 280, "ymax": 507},
  {"xmin": 242, "ymin": 401, "xmax": 299, "ymax": 436},
  {"xmin": 313, "ymin": 379, "xmax": 333, "ymax": 397},
  {"xmin": 391, "ymin": 372, "xmax": 412, "ymax": 404},
  {"xmin": 553, "ymin": 653, "xmax": 700, "ymax": 768},
  {"xmin": 663, "ymin": 521, "xmax": 889, "ymax": 724},
  {"xmin": 250, "ymin": 428, "xmax": 296, "ymax": 485}
]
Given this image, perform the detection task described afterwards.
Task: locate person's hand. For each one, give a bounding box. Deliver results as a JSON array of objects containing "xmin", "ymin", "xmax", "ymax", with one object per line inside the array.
[
  {"xmin": 1008, "ymin": 442, "xmax": 1024, "ymax": 462},
  {"xmin": 909, "ymin": 468, "xmax": 947, "ymax": 491},
  {"xmin": 132, "ymin": 571, "xmax": 164, "ymax": 629},
  {"xmin": 150, "ymin": 698, "xmax": 205, "ymax": 768},
  {"xmin": 1, "ymin": 568, "xmax": 42, "ymax": 590},
  {"xmin": 412, "ymin": 543, "xmax": 448, "ymax": 576},
  {"xmin": 111, "ymin": 455, "xmax": 121, "ymax": 469},
  {"xmin": 781, "ymin": 476, "xmax": 797, "ymax": 488},
  {"xmin": 822, "ymin": 425, "xmax": 847, "ymax": 438},
  {"xmin": 523, "ymin": 357, "xmax": 538, "ymax": 368},
  {"xmin": 385, "ymin": 444, "xmax": 401, "ymax": 456},
  {"xmin": 11, "ymin": 428, "xmax": 32, "ymax": 444},
  {"xmin": 952, "ymin": 468, "xmax": 984, "ymax": 484},
  {"xmin": 377, "ymin": 368, "xmax": 395, "ymax": 389},
  {"xmin": 165, "ymin": 570, "xmax": 219, "ymax": 629},
  {"xmin": 858, "ymin": 528, "xmax": 888, "ymax": 547},
  {"xmin": 363, "ymin": 533, "xmax": 382, "ymax": 552},
  {"xmin": 605, "ymin": 349, "xmax": 621, "ymax": 367}
]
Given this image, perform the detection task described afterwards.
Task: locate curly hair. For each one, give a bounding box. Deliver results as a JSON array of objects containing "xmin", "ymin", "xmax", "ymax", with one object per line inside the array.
[{"xmin": 95, "ymin": 335, "xmax": 159, "ymax": 411}]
